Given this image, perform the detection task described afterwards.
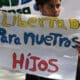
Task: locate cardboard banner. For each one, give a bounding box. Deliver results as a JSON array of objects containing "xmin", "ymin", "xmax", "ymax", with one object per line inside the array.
[{"xmin": 0, "ymin": 12, "xmax": 79, "ymax": 80}]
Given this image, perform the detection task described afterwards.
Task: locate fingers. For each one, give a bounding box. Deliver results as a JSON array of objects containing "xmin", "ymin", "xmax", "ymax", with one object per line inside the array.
[{"xmin": 77, "ymin": 41, "xmax": 80, "ymax": 63}]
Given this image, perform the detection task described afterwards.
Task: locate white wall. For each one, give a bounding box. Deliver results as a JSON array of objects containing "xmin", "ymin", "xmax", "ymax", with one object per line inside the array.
[{"xmin": 61, "ymin": 0, "xmax": 80, "ymax": 18}]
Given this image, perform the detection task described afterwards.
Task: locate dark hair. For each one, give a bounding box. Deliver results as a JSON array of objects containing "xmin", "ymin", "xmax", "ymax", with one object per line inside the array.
[
  {"xmin": 35, "ymin": 0, "xmax": 49, "ymax": 5},
  {"xmin": 35, "ymin": 0, "xmax": 61, "ymax": 10},
  {"xmin": 35, "ymin": 0, "xmax": 49, "ymax": 10}
]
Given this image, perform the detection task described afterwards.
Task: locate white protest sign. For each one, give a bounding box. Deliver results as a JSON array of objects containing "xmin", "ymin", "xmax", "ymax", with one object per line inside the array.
[{"xmin": 0, "ymin": 12, "xmax": 79, "ymax": 80}]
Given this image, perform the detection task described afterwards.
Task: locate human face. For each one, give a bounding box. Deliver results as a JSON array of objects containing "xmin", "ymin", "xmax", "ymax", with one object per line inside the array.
[{"xmin": 39, "ymin": 0, "xmax": 61, "ymax": 17}]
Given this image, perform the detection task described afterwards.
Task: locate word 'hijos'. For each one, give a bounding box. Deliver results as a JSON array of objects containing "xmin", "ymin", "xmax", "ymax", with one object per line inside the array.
[{"xmin": 12, "ymin": 52, "xmax": 59, "ymax": 73}]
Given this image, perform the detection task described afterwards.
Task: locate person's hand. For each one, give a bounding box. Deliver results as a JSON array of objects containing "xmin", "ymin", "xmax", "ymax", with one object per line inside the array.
[{"xmin": 77, "ymin": 41, "xmax": 80, "ymax": 63}]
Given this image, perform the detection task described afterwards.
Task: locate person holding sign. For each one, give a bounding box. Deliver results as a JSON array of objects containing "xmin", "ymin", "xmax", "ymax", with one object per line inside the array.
[
  {"xmin": 26, "ymin": 0, "xmax": 80, "ymax": 80},
  {"xmin": 26, "ymin": 0, "xmax": 61, "ymax": 80}
]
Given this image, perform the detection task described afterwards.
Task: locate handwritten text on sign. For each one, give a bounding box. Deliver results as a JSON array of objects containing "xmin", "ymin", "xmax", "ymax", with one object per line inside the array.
[
  {"xmin": 0, "ymin": 12, "xmax": 78, "ymax": 80},
  {"xmin": 12, "ymin": 52, "xmax": 59, "ymax": 73}
]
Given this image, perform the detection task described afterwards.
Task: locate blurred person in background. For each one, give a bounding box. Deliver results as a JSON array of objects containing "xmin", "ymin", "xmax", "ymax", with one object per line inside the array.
[{"xmin": 35, "ymin": 0, "xmax": 61, "ymax": 17}]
